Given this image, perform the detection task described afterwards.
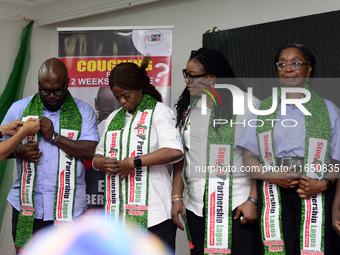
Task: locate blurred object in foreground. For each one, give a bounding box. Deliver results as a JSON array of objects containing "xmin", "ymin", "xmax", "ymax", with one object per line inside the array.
[{"xmin": 24, "ymin": 213, "xmax": 171, "ymax": 255}]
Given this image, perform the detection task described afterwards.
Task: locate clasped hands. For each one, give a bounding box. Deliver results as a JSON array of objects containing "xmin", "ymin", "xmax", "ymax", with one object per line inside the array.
[
  {"xmin": 94, "ymin": 156, "xmax": 135, "ymax": 180},
  {"xmin": 267, "ymin": 165, "xmax": 327, "ymax": 199}
]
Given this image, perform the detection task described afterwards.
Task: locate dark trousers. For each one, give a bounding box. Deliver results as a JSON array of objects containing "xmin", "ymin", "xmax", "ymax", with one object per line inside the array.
[
  {"xmin": 186, "ymin": 208, "xmax": 260, "ymax": 255},
  {"xmin": 257, "ymin": 180, "xmax": 340, "ymax": 255},
  {"xmin": 148, "ymin": 219, "xmax": 177, "ymax": 254}
]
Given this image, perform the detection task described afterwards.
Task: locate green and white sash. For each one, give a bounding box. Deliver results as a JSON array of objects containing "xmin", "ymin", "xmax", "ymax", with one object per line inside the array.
[
  {"xmin": 182, "ymin": 99, "xmax": 236, "ymax": 254},
  {"xmin": 15, "ymin": 92, "xmax": 82, "ymax": 250},
  {"xmin": 256, "ymin": 83, "xmax": 331, "ymax": 255},
  {"xmin": 104, "ymin": 94, "xmax": 157, "ymax": 229}
]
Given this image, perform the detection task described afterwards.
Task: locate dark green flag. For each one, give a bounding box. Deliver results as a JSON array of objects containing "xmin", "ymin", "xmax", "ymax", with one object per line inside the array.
[{"xmin": 0, "ymin": 20, "xmax": 34, "ymax": 231}]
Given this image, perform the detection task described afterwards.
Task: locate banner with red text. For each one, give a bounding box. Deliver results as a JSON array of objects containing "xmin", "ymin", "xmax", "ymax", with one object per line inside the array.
[{"xmin": 57, "ymin": 26, "xmax": 173, "ymax": 212}]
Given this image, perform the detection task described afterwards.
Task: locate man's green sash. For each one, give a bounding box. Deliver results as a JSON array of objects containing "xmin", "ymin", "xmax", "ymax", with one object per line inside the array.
[
  {"xmin": 15, "ymin": 92, "xmax": 82, "ymax": 250},
  {"xmin": 104, "ymin": 94, "xmax": 157, "ymax": 229},
  {"xmin": 182, "ymin": 99, "xmax": 236, "ymax": 254},
  {"xmin": 256, "ymin": 83, "xmax": 331, "ymax": 254}
]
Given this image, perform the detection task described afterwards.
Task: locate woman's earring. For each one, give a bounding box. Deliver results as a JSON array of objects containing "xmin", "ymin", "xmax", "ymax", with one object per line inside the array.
[{"xmin": 306, "ymin": 73, "xmax": 310, "ymax": 82}]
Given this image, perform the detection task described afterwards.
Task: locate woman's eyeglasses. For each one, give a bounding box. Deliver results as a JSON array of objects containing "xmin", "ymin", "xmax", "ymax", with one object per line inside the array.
[
  {"xmin": 182, "ymin": 69, "xmax": 209, "ymax": 83},
  {"xmin": 276, "ymin": 61, "xmax": 307, "ymax": 71}
]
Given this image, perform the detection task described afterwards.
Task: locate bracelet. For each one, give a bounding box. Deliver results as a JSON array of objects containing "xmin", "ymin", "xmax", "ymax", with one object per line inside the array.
[
  {"xmin": 172, "ymin": 197, "xmax": 183, "ymax": 203},
  {"xmin": 92, "ymin": 157, "xmax": 99, "ymax": 171},
  {"xmin": 247, "ymin": 196, "xmax": 258, "ymax": 206},
  {"xmin": 171, "ymin": 194, "xmax": 183, "ymax": 200}
]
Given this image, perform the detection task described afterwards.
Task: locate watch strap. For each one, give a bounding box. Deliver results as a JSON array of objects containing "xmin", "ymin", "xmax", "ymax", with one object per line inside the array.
[
  {"xmin": 322, "ymin": 177, "xmax": 332, "ymax": 191},
  {"xmin": 134, "ymin": 155, "xmax": 142, "ymax": 168},
  {"xmin": 0, "ymin": 129, "xmax": 2, "ymax": 139},
  {"xmin": 247, "ymin": 196, "xmax": 258, "ymax": 205},
  {"xmin": 51, "ymin": 132, "xmax": 60, "ymax": 144}
]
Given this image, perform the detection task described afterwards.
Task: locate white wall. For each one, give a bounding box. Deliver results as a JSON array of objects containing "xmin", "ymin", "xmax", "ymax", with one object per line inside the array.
[
  {"xmin": 2, "ymin": 0, "xmax": 340, "ymax": 254},
  {"xmin": 28, "ymin": 0, "xmax": 340, "ymax": 107}
]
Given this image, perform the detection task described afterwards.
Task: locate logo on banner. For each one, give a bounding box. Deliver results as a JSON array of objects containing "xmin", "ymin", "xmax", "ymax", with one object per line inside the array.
[
  {"xmin": 135, "ymin": 112, "xmax": 149, "ymax": 140},
  {"xmin": 143, "ymin": 31, "xmax": 163, "ymax": 48},
  {"xmin": 310, "ymin": 141, "xmax": 325, "ymax": 177},
  {"xmin": 110, "ymin": 147, "xmax": 118, "ymax": 159}
]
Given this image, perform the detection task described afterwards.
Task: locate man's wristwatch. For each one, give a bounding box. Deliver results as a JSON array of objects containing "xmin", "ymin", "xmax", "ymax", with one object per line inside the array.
[
  {"xmin": 50, "ymin": 132, "xmax": 60, "ymax": 144},
  {"xmin": 134, "ymin": 155, "xmax": 142, "ymax": 168}
]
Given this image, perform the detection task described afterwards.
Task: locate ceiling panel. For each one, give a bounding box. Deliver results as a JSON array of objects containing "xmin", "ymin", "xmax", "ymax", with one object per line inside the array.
[
  {"xmin": 0, "ymin": 0, "xmax": 54, "ymax": 7},
  {"xmin": 0, "ymin": 0, "xmax": 162, "ymax": 26}
]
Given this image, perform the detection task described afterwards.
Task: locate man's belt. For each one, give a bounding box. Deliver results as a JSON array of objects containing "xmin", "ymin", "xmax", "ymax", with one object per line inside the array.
[{"xmin": 276, "ymin": 157, "xmax": 304, "ymax": 172}]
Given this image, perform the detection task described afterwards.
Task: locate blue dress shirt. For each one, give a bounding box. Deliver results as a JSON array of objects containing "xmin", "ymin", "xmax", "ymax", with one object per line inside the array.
[
  {"xmin": 237, "ymin": 99, "xmax": 340, "ymax": 162},
  {"xmin": 1, "ymin": 95, "xmax": 100, "ymax": 220}
]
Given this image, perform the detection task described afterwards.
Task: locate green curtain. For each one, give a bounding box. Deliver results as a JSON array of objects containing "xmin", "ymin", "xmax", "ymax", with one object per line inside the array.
[{"xmin": 0, "ymin": 20, "xmax": 34, "ymax": 231}]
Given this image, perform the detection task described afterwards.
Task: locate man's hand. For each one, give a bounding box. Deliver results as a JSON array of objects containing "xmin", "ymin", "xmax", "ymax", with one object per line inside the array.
[
  {"xmin": 15, "ymin": 142, "xmax": 43, "ymax": 162},
  {"xmin": 1, "ymin": 119, "xmax": 24, "ymax": 136},
  {"xmin": 22, "ymin": 119, "xmax": 40, "ymax": 136},
  {"xmin": 40, "ymin": 117, "xmax": 55, "ymax": 141}
]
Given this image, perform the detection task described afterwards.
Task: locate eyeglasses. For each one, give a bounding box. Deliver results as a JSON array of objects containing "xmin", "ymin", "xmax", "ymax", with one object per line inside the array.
[
  {"xmin": 39, "ymin": 80, "xmax": 68, "ymax": 96},
  {"xmin": 276, "ymin": 61, "xmax": 307, "ymax": 71},
  {"xmin": 182, "ymin": 69, "xmax": 209, "ymax": 83}
]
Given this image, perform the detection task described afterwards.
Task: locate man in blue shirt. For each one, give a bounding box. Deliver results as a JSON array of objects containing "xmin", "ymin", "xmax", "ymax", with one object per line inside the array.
[{"xmin": 1, "ymin": 58, "xmax": 99, "ymax": 251}]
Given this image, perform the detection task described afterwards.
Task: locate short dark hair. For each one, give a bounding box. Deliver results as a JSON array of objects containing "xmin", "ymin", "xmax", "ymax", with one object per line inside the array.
[{"xmin": 274, "ymin": 43, "xmax": 316, "ymax": 78}]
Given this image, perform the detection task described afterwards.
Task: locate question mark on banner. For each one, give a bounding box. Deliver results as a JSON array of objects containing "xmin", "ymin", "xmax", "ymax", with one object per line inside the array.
[{"xmin": 155, "ymin": 63, "xmax": 169, "ymax": 83}]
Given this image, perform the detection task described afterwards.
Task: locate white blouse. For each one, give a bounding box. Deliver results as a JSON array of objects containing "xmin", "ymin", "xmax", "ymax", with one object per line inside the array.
[
  {"xmin": 95, "ymin": 102, "xmax": 183, "ymax": 227},
  {"xmin": 184, "ymin": 94, "xmax": 259, "ymax": 217}
]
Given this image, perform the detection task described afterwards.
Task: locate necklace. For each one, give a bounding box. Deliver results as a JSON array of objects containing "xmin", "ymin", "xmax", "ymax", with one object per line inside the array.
[{"xmin": 278, "ymin": 113, "xmax": 304, "ymax": 140}]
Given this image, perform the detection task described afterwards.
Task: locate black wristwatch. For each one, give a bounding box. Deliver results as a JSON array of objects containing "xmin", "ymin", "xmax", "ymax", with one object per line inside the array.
[
  {"xmin": 247, "ymin": 196, "xmax": 258, "ymax": 206},
  {"xmin": 322, "ymin": 178, "xmax": 332, "ymax": 191},
  {"xmin": 0, "ymin": 129, "xmax": 2, "ymax": 139},
  {"xmin": 134, "ymin": 155, "xmax": 142, "ymax": 168},
  {"xmin": 51, "ymin": 132, "xmax": 60, "ymax": 144}
]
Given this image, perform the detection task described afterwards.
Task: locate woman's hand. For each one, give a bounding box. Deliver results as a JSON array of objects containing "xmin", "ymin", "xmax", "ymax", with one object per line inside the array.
[
  {"xmin": 93, "ymin": 155, "xmax": 120, "ymax": 175},
  {"xmin": 268, "ymin": 171, "xmax": 300, "ymax": 189},
  {"xmin": 171, "ymin": 200, "xmax": 184, "ymax": 230},
  {"xmin": 296, "ymin": 175, "xmax": 327, "ymax": 199},
  {"xmin": 234, "ymin": 200, "xmax": 258, "ymax": 225},
  {"xmin": 117, "ymin": 157, "xmax": 135, "ymax": 180},
  {"xmin": 1, "ymin": 119, "xmax": 23, "ymax": 136}
]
